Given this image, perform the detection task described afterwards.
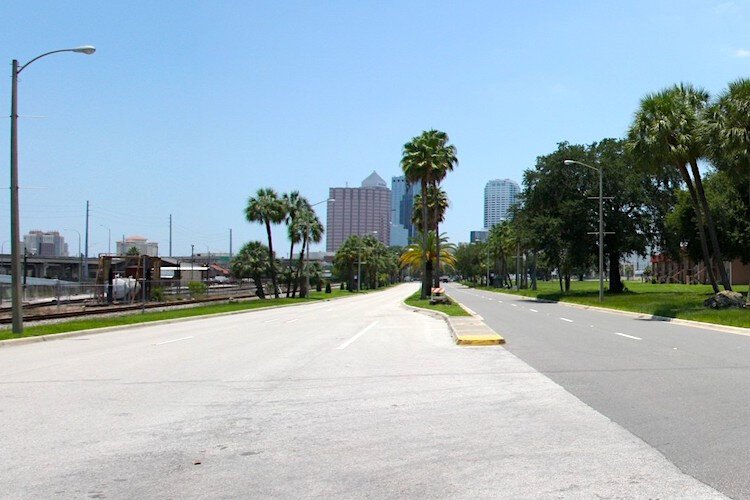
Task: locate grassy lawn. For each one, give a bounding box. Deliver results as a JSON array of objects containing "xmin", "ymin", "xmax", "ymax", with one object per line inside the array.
[
  {"xmin": 466, "ymin": 280, "xmax": 750, "ymax": 328},
  {"xmin": 404, "ymin": 290, "xmax": 471, "ymax": 317},
  {"xmin": 0, "ymin": 288, "xmax": 354, "ymax": 342}
]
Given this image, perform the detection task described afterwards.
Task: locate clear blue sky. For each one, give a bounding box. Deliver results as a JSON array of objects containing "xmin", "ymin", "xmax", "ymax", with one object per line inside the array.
[{"xmin": 1, "ymin": 0, "xmax": 749, "ymax": 257}]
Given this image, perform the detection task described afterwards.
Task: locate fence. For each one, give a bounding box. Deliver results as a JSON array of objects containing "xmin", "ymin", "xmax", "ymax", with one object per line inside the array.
[{"xmin": 0, "ymin": 280, "xmax": 263, "ymax": 309}]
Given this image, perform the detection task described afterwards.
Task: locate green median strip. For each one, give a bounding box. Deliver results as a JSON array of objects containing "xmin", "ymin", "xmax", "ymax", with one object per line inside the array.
[
  {"xmin": 404, "ymin": 291, "xmax": 471, "ymax": 316},
  {"xmin": 467, "ymin": 281, "xmax": 750, "ymax": 329},
  {"xmin": 0, "ymin": 289, "xmax": 355, "ymax": 341}
]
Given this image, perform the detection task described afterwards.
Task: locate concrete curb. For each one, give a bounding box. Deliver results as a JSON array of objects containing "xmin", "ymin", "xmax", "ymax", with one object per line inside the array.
[
  {"xmin": 0, "ymin": 298, "xmax": 335, "ymax": 348},
  {"xmin": 472, "ymin": 288, "xmax": 750, "ymax": 338},
  {"xmin": 402, "ymin": 297, "xmax": 505, "ymax": 346}
]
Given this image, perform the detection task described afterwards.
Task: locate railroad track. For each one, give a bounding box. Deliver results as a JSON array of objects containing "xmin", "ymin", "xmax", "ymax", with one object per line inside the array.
[{"xmin": 0, "ymin": 293, "xmax": 258, "ymax": 324}]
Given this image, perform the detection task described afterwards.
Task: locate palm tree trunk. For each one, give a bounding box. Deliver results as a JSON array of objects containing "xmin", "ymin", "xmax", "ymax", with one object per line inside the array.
[
  {"xmin": 265, "ymin": 219, "xmax": 279, "ymax": 298},
  {"xmin": 433, "ymin": 185, "xmax": 441, "ymax": 289},
  {"xmin": 286, "ymin": 240, "xmax": 295, "ymax": 298},
  {"xmin": 689, "ymin": 159, "xmax": 731, "ymax": 291},
  {"xmin": 677, "ymin": 164, "xmax": 719, "ymax": 293},
  {"xmin": 420, "ymin": 178, "xmax": 429, "ymax": 299},
  {"xmin": 294, "ymin": 234, "xmax": 308, "ymax": 298},
  {"xmin": 434, "ymin": 217, "xmax": 441, "ymax": 288}
]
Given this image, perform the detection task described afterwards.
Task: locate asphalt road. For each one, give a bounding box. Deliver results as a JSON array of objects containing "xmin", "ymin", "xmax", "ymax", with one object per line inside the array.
[
  {"xmin": 446, "ymin": 282, "xmax": 750, "ymax": 499},
  {"xmin": 0, "ymin": 284, "xmax": 724, "ymax": 498}
]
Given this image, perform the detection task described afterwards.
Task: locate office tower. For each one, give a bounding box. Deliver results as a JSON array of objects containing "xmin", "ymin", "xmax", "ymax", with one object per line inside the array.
[
  {"xmin": 484, "ymin": 179, "xmax": 520, "ymax": 228},
  {"xmin": 326, "ymin": 171, "xmax": 391, "ymax": 252},
  {"xmin": 389, "ymin": 175, "xmax": 421, "ymax": 247}
]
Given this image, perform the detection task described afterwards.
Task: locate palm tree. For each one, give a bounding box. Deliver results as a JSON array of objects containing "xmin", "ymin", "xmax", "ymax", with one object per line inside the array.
[
  {"xmin": 411, "ymin": 186, "xmax": 449, "ymax": 240},
  {"xmin": 245, "ymin": 188, "xmax": 287, "ymax": 298},
  {"xmin": 401, "ymin": 130, "xmax": 458, "ymax": 297},
  {"xmin": 399, "ymin": 231, "xmax": 457, "ymax": 274},
  {"xmin": 294, "ymin": 208, "xmax": 324, "ymax": 297},
  {"xmin": 283, "ymin": 191, "xmax": 311, "ymax": 297},
  {"xmin": 705, "ymin": 78, "xmax": 750, "ymax": 296},
  {"xmin": 230, "ymin": 241, "xmax": 269, "ymax": 298},
  {"xmin": 628, "ymin": 84, "xmax": 729, "ymax": 292}
]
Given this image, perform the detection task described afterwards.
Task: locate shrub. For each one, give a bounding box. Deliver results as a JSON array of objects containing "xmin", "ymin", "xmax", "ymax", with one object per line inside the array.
[
  {"xmin": 325, "ymin": 281, "xmax": 332, "ymax": 294},
  {"xmin": 151, "ymin": 286, "xmax": 165, "ymax": 302},
  {"xmin": 188, "ymin": 281, "xmax": 208, "ymax": 298}
]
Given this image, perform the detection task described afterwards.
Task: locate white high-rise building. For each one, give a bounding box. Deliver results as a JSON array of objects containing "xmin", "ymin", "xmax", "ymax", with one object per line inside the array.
[{"xmin": 483, "ymin": 179, "xmax": 520, "ymax": 228}]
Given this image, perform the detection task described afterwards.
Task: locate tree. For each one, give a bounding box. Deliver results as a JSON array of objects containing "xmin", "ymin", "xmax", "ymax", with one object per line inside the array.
[
  {"xmin": 705, "ymin": 78, "xmax": 750, "ymax": 296},
  {"xmin": 401, "ymin": 130, "xmax": 458, "ymax": 297},
  {"xmin": 628, "ymin": 84, "xmax": 730, "ymax": 292},
  {"xmin": 399, "ymin": 231, "xmax": 456, "ymax": 275},
  {"xmin": 126, "ymin": 247, "xmax": 140, "ymax": 256},
  {"xmin": 666, "ymin": 171, "xmax": 750, "ymax": 269},
  {"xmin": 454, "ymin": 242, "xmax": 487, "ymax": 284},
  {"xmin": 230, "ymin": 241, "xmax": 269, "ymax": 299},
  {"xmin": 515, "ymin": 142, "xmax": 593, "ymax": 292},
  {"xmin": 333, "ymin": 235, "xmax": 397, "ymax": 291},
  {"xmin": 294, "ymin": 208, "xmax": 324, "ymax": 298},
  {"xmin": 245, "ymin": 188, "xmax": 287, "ymax": 298},
  {"xmin": 411, "ymin": 186, "xmax": 449, "ymax": 240},
  {"xmin": 282, "ymin": 191, "xmax": 311, "ymax": 297}
]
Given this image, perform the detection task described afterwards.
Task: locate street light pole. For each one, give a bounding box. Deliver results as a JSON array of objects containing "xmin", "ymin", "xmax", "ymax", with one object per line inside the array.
[
  {"xmin": 9, "ymin": 45, "xmax": 96, "ymax": 333},
  {"xmin": 564, "ymin": 159, "xmax": 604, "ymax": 302}
]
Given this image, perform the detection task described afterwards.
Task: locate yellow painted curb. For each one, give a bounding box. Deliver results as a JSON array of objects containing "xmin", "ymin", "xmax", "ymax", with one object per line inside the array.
[{"xmin": 454, "ymin": 333, "xmax": 505, "ymax": 346}]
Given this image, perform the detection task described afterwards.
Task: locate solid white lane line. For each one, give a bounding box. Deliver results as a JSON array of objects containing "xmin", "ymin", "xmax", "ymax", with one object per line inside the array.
[
  {"xmin": 155, "ymin": 336, "xmax": 193, "ymax": 345},
  {"xmin": 560, "ymin": 318, "xmax": 573, "ymax": 323},
  {"xmin": 614, "ymin": 332, "xmax": 642, "ymax": 340},
  {"xmin": 529, "ymin": 308, "xmax": 538, "ymax": 313},
  {"xmin": 336, "ymin": 321, "xmax": 379, "ymax": 350},
  {"xmin": 286, "ymin": 319, "xmax": 299, "ymax": 323},
  {"xmin": 511, "ymin": 304, "xmax": 518, "ymax": 307}
]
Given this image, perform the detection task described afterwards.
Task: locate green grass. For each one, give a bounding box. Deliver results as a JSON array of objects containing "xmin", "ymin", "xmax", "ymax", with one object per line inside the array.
[
  {"xmin": 0, "ymin": 288, "xmax": 354, "ymax": 341},
  {"xmin": 404, "ymin": 290, "xmax": 471, "ymax": 316},
  {"xmin": 465, "ymin": 280, "xmax": 750, "ymax": 328}
]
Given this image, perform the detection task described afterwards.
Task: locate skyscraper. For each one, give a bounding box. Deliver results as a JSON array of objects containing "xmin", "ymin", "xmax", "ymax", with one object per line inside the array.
[
  {"xmin": 23, "ymin": 230, "xmax": 68, "ymax": 257},
  {"xmin": 326, "ymin": 171, "xmax": 391, "ymax": 252},
  {"xmin": 390, "ymin": 175, "xmax": 421, "ymax": 247},
  {"xmin": 484, "ymin": 179, "xmax": 520, "ymax": 228}
]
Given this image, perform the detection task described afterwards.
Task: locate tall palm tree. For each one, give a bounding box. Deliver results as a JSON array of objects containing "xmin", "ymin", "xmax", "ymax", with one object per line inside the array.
[
  {"xmin": 294, "ymin": 208, "xmax": 324, "ymax": 297},
  {"xmin": 283, "ymin": 191, "xmax": 310, "ymax": 297},
  {"xmin": 401, "ymin": 130, "xmax": 458, "ymax": 297},
  {"xmin": 245, "ymin": 187, "xmax": 287, "ymax": 298},
  {"xmin": 628, "ymin": 84, "xmax": 729, "ymax": 292},
  {"xmin": 706, "ymin": 78, "xmax": 750, "ymax": 296}
]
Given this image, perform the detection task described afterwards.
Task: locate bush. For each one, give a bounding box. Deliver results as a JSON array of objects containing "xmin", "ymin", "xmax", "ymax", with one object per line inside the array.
[
  {"xmin": 325, "ymin": 281, "xmax": 332, "ymax": 294},
  {"xmin": 188, "ymin": 281, "xmax": 208, "ymax": 298},
  {"xmin": 151, "ymin": 286, "xmax": 164, "ymax": 302}
]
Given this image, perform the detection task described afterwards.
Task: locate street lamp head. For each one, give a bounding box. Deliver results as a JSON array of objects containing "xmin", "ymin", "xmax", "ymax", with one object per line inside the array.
[
  {"xmin": 563, "ymin": 160, "xmax": 575, "ymax": 165},
  {"xmin": 72, "ymin": 45, "xmax": 96, "ymax": 55}
]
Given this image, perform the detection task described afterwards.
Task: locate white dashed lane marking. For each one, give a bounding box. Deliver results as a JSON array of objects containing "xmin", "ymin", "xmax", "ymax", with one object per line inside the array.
[{"xmin": 614, "ymin": 332, "xmax": 642, "ymax": 340}]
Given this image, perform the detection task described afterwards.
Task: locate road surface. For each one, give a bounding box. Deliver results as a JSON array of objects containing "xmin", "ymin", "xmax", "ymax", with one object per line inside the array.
[
  {"xmin": 446, "ymin": 282, "xmax": 750, "ymax": 499},
  {"xmin": 0, "ymin": 284, "xmax": 723, "ymax": 498}
]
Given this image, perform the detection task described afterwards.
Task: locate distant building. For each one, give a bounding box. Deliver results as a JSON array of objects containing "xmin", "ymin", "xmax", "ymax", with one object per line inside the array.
[
  {"xmin": 23, "ymin": 230, "xmax": 68, "ymax": 257},
  {"xmin": 470, "ymin": 230, "xmax": 488, "ymax": 243},
  {"xmin": 390, "ymin": 176, "xmax": 421, "ymax": 247},
  {"xmin": 116, "ymin": 235, "xmax": 158, "ymax": 256},
  {"xmin": 326, "ymin": 171, "xmax": 391, "ymax": 252},
  {"xmin": 484, "ymin": 179, "xmax": 520, "ymax": 228}
]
